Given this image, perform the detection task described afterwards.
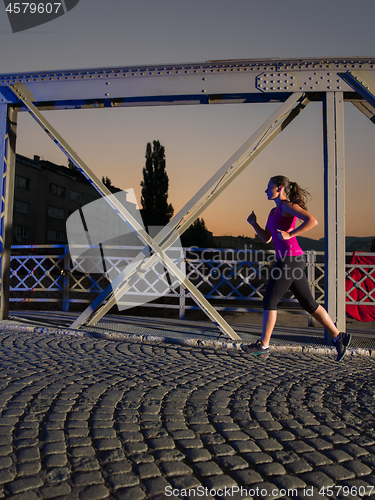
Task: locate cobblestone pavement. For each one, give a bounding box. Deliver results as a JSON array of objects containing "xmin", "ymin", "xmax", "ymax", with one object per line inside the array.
[{"xmin": 0, "ymin": 330, "xmax": 374, "ymax": 500}]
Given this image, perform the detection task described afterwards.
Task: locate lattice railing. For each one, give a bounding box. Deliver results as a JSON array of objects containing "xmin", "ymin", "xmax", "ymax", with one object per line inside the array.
[
  {"xmin": 10, "ymin": 245, "xmax": 67, "ymax": 308},
  {"xmin": 345, "ymin": 254, "xmax": 375, "ymax": 306},
  {"xmin": 8, "ymin": 245, "xmax": 375, "ymax": 317},
  {"xmin": 9, "ymin": 245, "xmax": 185, "ymax": 312}
]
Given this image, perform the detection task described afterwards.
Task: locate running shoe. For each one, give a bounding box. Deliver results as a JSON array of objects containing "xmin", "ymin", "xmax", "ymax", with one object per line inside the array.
[
  {"xmin": 242, "ymin": 340, "xmax": 270, "ymax": 358},
  {"xmin": 332, "ymin": 331, "xmax": 352, "ymax": 362}
]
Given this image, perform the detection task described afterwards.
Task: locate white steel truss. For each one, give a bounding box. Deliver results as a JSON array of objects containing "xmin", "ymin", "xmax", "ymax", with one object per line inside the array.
[{"xmin": 1, "ymin": 57, "xmax": 375, "ymax": 341}]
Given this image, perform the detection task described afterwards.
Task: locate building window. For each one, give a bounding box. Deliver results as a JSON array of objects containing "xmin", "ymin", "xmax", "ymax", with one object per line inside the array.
[
  {"xmin": 47, "ymin": 206, "xmax": 65, "ymax": 220},
  {"xmin": 15, "ymin": 176, "xmax": 30, "ymax": 190},
  {"xmin": 50, "ymin": 183, "xmax": 65, "ymax": 197},
  {"xmin": 69, "ymin": 190, "xmax": 84, "ymax": 203},
  {"xmin": 13, "ymin": 225, "xmax": 29, "ymax": 239},
  {"xmin": 14, "ymin": 200, "xmax": 29, "ymax": 213},
  {"xmin": 47, "ymin": 229, "xmax": 66, "ymax": 242}
]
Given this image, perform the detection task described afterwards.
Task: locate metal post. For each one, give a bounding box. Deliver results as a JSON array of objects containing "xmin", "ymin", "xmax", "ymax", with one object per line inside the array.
[
  {"xmin": 179, "ymin": 248, "xmax": 186, "ymax": 320},
  {"xmin": 63, "ymin": 244, "xmax": 70, "ymax": 312},
  {"xmin": 0, "ymin": 105, "xmax": 17, "ymax": 320},
  {"xmin": 322, "ymin": 92, "xmax": 346, "ymax": 342},
  {"xmin": 307, "ymin": 251, "xmax": 316, "ymax": 327}
]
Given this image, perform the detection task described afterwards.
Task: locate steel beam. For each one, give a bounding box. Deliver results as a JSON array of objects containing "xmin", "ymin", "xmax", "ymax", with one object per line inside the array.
[
  {"xmin": 0, "ymin": 105, "xmax": 17, "ymax": 319},
  {"xmin": 340, "ymin": 71, "xmax": 375, "ymax": 109},
  {"xmin": 71, "ymin": 93, "xmax": 309, "ymax": 328},
  {"xmin": 0, "ymin": 58, "xmax": 373, "ymax": 109},
  {"xmin": 322, "ymin": 92, "xmax": 346, "ymax": 341},
  {"xmin": 351, "ymin": 100, "xmax": 375, "ymax": 124}
]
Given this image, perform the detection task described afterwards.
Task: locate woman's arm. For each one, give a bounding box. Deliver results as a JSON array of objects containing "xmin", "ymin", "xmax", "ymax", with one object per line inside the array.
[
  {"xmin": 278, "ymin": 202, "xmax": 318, "ymax": 240},
  {"xmin": 247, "ymin": 211, "xmax": 272, "ymax": 244}
]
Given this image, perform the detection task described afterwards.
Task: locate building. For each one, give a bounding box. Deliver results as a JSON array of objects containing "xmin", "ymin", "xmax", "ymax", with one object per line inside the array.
[{"xmin": 12, "ymin": 154, "xmax": 120, "ymax": 245}]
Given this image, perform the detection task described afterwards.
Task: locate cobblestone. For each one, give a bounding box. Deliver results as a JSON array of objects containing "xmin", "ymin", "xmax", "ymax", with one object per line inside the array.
[
  {"xmin": 300, "ymin": 471, "xmax": 336, "ymax": 488},
  {"xmin": 341, "ymin": 443, "xmax": 370, "ymax": 458},
  {"xmin": 40, "ymin": 482, "xmax": 71, "ymax": 499},
  {"xmin": 303, "ymin": 451, "xmax": 333, "ymax": 466},
  {"xmin": 233, "ymin": 468, "xmax": 263, "ymax": 485},
  {"xmin": 79, "ymin": 484, "xmax": 110, "ymax": 500},
  {"xmin": 273, "ymin": 474, "xmax": 307, "ymax": 490},
  {"xmin": 16, "ymin": 436, "xmax": 38, "ymax": 449},
  {"xmin": 0, "ymin": 328, "xmax": 374, "ymax": 499},
  {"xmin": 204, "ymin": 474, "xmax": 237, "ymax": 489},
  {"xmin": 108, "ymin": 473, "xmax": 139, "ymax": 489},
  {"xmin": 73, "ymin": 470, "xmax": 105, "ymax": 486},
  {"xmin": 44, "ymin": 453, "xmax": 68, "ymax": 467},
  {"xmin": 318, "ymin": 464, "xmax": 356, "ymax": 481},
  {"xmin": 16, "ymin": 462, "xmax": 41, "ymax": 476},
  {"xmin": 144, "ymin": 476, "xmax": 170, "ymax": 495},
  {"xmin": 136, "ymin": 463, "xmax": 161, "ymax": 478},
  {"xmin": 244, "ymin": 452, "xmax": 273, "ymax": 465},
  {"xmin": 160, "ymin": 461, "xmax": 192, "ymax": 477},
  {"xmin": 186, "ymin": 448, "xmax": 211, "ymax": 462},
  {"xmin": 8, "ymin": 476, "xmax": 44, "ymax": 494}
]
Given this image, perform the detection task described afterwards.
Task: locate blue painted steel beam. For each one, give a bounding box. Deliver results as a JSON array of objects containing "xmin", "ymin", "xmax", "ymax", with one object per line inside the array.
[
  {"xmin": 351, "ymin": 100, "xmax": 375, "ymax": 124},
  {"xmin": 339, "ymin": 71, "xmax": 375, "ymax": 109},
  {"xmin": 0, "ymin": 92, "xmax": 298, "ymax": 111},
  {"xmin": 0, "ymin": 106, "xmax": 7, "ymax": 256},
  {"xmin": 0, "ymin": 104, "xmax": 17, "ymax": 319},
  {"xmin": 0, "ymin": 58, "xmax": 374, "ymax": 109}
]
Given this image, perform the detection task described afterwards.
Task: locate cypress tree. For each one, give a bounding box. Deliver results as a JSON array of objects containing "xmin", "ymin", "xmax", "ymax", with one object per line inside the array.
[{"xmin": 140, "ymin": 141, "xmax": 174, "ymax": 230}]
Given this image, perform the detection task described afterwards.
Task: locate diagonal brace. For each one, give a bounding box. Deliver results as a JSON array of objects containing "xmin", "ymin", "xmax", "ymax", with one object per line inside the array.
[
  {"xmin": 340, "ymin": 71, "xmax": 375, "ymax": 109},
  {"xmin": 351, "ymin": 100, "xmax": 375, "ymax": 125}
]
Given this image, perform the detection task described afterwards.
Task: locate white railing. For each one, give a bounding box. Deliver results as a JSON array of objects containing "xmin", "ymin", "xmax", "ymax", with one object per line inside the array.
[{"xmin": 9, "ymin": 245, "xmax": 375, "ymax": 320}]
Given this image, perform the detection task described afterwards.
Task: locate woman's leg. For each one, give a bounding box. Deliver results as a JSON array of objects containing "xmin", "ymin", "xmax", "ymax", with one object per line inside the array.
[
  {"xmin": 311, "ymin": 305, "xmax": 339, "ymax": 340},
  {"xmin": 294, "ymin": 281, "xmax": 350, "ymax": 360},
  {"xmin": 260, "ymin": 310, "xmax": 278, "ymax": 347},
  {"xmin": 260, "ymin": 258, "xmax": 297, "ymax": 346},
  {"xmin": 289, "ymin": 259, "xmax": 340, "ymax": 340}
]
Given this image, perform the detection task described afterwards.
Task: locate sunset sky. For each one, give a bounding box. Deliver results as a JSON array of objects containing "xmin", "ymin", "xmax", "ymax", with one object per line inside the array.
[{"xmin": 1, "ymin": 0, "xmax": 374, "ymax": 241}]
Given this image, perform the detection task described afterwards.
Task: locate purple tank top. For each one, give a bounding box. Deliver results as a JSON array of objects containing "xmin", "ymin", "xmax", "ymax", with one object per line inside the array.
[{"xmin": 266, "ymin": 201, "xmax": 304, "ymax": 260}]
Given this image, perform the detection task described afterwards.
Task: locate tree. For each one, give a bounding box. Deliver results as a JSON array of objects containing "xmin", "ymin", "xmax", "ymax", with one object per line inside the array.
[
  {"xmin": 181, "ymin": 218, "xmax": 214, "ymax": 248},
  {"xmin": 371, "ymin": 238, "xmax": 375, "ymax": 252},
  {"xmin": 102, "ymin": 176, "xmax": 112, "ymax": 188},
  {"xmin": 140, "ymin": 141, "xmax": 174, "ymax": 230}
]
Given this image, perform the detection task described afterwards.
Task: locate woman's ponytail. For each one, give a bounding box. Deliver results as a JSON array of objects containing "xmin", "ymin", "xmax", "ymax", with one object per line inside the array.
[
  {"xmin": 289, "ymin": 181, "xmax": 310, "ymax": 210},
  {"xmin": 270, "ymin": 175, "xmax": 310, "ymax": 210}
]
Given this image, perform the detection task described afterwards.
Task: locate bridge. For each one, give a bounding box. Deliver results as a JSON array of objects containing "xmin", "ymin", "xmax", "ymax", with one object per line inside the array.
[{"xmin": 1, "ymin": 57, "xmax": 374, "ymax": 340}]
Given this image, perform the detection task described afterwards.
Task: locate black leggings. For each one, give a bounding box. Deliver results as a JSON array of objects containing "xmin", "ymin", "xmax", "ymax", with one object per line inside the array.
[{"xmin": 263, "ymin": 255, "xmax": 319, "ymax": 314}]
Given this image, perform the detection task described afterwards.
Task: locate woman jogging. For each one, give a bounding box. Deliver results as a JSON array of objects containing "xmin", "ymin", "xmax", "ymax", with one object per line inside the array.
[{"xmin": 244, "ymin": 175, "xmax": 351, "ymax": 362}]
